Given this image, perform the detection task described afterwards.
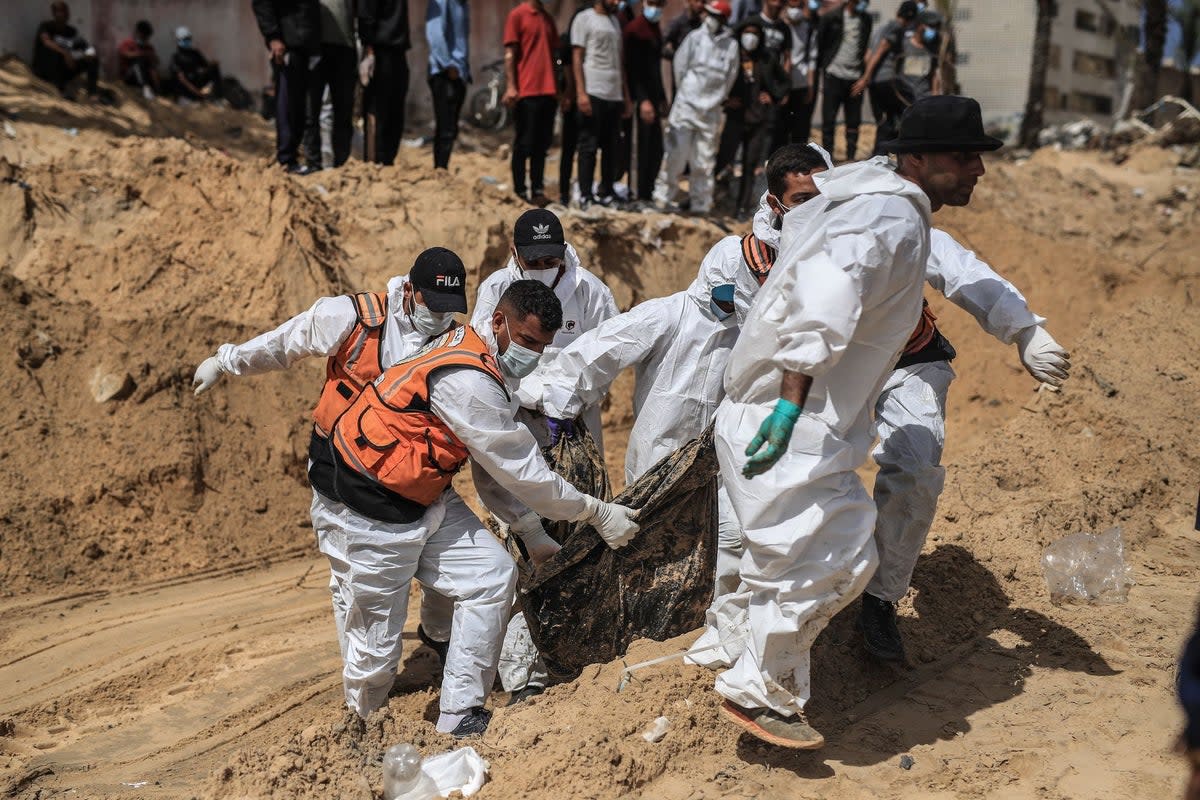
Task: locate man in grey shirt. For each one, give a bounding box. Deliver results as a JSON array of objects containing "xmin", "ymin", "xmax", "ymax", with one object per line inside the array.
[
  {"xmin": 571, "ymin": 0, "xmax": 633, "ymax": 208},
  {"xmin": 816, "ymin": 0, "xmax": 872, "ymax": 161},
  {"xmin": 855, "ymin": 0, "xmax": 918, "ymax": 155}
]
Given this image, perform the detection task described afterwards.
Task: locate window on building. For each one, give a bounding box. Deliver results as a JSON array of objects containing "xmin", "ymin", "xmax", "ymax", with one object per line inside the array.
[
  {"xmin": 1068, "ymin": 91, "xmax": 1113, "ymax": 114},
  {"xmin": 1049, "ymin": 44, "xmax": 1062, "ymax": 70},
  {"xmin": 1072, "ymin": 50, "xmax": 1118, "ymax": 79},
  {"xmin": 1075, "ymin": 9, "xmax": 1098, "ymax": 32},
  {"xmin": 956, "ymin": 51, "xmax": 970, "ymax": 66},
  {"xmin": 955, "ymin": 8, "xmax": 971, "ymax": 21},
  {"xmin": 1045, "ymin": 87, "xmax": 1061, "ymax": 109}
]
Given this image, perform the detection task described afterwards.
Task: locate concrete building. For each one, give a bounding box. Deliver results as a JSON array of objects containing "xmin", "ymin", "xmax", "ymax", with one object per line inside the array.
[{"xmin": 867, "ymin": 0, "xmax": 1141, "ymax": 126}]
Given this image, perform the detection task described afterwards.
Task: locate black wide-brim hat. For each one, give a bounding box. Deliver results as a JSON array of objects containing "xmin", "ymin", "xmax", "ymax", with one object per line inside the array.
[{"xmin": 878, "ymin": 95, "xmax": 1005, "ymax": 154}]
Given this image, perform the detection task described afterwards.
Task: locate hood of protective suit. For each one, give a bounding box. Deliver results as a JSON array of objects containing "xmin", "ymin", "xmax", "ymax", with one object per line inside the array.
[
  {"xmin": 751, "ymin": 142, "xmax": 835, "ymax": 250},
  {"xmin": 812, "ymin": 156, "xmax": 928, "ymax": 209},
  {"xmin": 503, "ymin": 242, "xmax": 583, "ymax": 315},
  {"xmin": 687, "ymin": 240, "xmax": 743, "ymax": 326}
]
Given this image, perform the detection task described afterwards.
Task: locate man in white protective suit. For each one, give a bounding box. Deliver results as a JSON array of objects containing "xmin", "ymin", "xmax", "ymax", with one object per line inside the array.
[
  {"xmin": 698, "ymin": 96, "xmax": 1003, "ymax": 749},
  {"xmin": 652, "ymin": 0, "xmax": 740, "ymax": 214},
  {"xmin": 195, "ymin": 266, "xmax": 639, "ymax": 736},
  {"xmin": 539, "ymin": 143, "xmax": 834, "ymax": 602},
  {"xmin": 856, "ymin": 227, "xmax": 1070, "ymax": 662},
  {"xmin": 470, "ymin": 208, "xmax": 619, "ymax": 454}
]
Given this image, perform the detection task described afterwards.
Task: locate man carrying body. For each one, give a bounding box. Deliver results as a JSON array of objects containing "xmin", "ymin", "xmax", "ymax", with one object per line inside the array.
[
  {"xmin": 652, "ymin": 0, "xmax": 739, "ymax": 215},
  {"xmin": 700, "ymin": 96, "xmax": 1002, "ymax": 749},
  {"xmin": 32, "ymin": 2, "xmax": 100, "ymax": 100},
  {"xmin": 470, "ymin": 209, "xmax": 618, "ymax": 454},
  {"xmin": 193, "ymin": 259, "xmax": 637, "ymax": 735}
]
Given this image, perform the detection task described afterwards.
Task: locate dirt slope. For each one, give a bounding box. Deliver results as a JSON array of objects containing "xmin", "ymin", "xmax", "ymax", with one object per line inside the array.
[{"xmin": 1, "ymin": 54, "xmax": 1199, "ymax": 800}]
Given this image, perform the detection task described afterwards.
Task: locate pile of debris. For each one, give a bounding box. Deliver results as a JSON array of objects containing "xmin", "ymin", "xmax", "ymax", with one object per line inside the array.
[{"xmin": 1036, "ymin": 96, "xmax": 1200, "ymax": 168}]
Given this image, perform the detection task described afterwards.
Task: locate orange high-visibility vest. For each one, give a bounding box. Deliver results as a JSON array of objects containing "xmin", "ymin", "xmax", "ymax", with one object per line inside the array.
[
  {"xmin": 312, "ymin": 291, "xmax": 387, "ymax": 437},
  {"xmin": 740, "ymin": 233, "xmax": 777, "ymax": 286},
  {"xmin": 902, "ymin": 300, "xmax": 939, "ymax": 357},
  {"xmin": 329, "ymin": 325, "xmax": 506, "ymax": 507}
]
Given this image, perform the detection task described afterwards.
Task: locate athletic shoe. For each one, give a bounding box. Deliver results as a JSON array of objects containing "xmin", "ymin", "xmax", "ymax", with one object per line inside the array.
[
  {"xmin": 450, "ymin": 706, "xmax": 492, "ymax": 738},
  {"xmin": 720, "ymin": 700, "xmax": 824, "ymax": 749},
  {"xmin": 506, "ymin": 684, "xmax": 545, "ymax": 706},
  {"xmin": 860, "ymin": 592, "xmax": 906, "ymax": 663}
]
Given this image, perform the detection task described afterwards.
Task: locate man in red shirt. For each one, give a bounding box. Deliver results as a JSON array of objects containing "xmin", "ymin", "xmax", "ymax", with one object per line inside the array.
[
  {"xmin": 503, "ymin": 0, "xmax": 559, "ymax": 206},
  {"xmin": 118, "ymin": 20, "xmax": 161, "ymax": 99}
]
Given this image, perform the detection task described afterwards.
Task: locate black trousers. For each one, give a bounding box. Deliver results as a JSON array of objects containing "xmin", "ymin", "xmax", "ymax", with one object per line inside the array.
[
  {"xmin": 511, "ymin": 95, "xmax": 557, "ymax": 197},
  {"xmin": 778, "ymin": 88, "xmax": 817, "ymax": 149},
  {"xmin": 35, "ymin": 52, "xmax": 98, "ymax": 94},
  {"xmin": 428, "ymin": 70, "xmax": 467, "ymax": 169},
  {"xmin": 170, "ymin": 65, "xmax": 222, "ymax": 100},
  {"xmin": 274, "ymin": 50, "xmax": 316, "ymax": 166},
  {"xmin": 715, "ymin": 108, "xmax": 744, "ymax": 177},
  {"xmin": 576, "ymin": 96, "xmax": 622, "ymax": 200},
  {"xmin": 633, "ymin": 114, "xmax": 663, "ymax": 201},
  {"xmin": 558, "ymin": 102, "xmax": 579, "ymax": 202},
  {"xmin": 617, "ymin": 116, "xmax": 633, "ymax": 191},
  {"xmin": 303, "ymin": 44, "xmax": 357, "ymax": 168},
  {"xmin": 821, "ymin": 73, "xmax": 864, "ymax": 161},
  {"xmin": 738, "ymin": 110, "xmax": 776, "ymax": 211},
  {"xmin": 869, "ymin": 81, "xmax": 907, "ymax": 157},
  {"xmin": 364, "ymin": 46, "xmax": 410, "ymax": 166}
]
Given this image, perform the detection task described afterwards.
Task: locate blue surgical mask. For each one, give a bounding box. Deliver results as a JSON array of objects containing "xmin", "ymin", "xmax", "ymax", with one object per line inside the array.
[
  {"xmin": 617, "ymin": 0, "xmax": 630, "ymax": 11},
  {"xmin": 498, "ymin": 316, "xmax": 543, "ymax": 379},
  {"xmin": 856, "ymin": 0, "xmax": 868, "ymax": 12},
  {"xmin": 644, "ymin": 5, "xmax": 663, "ymax": 22},
  {"xmin": 179, "ymin": 37, "xmax": 193, "ymax": 49},
  {"xmin": 710, "ymin": 284, "xmax": 735, "ymax": 320},
  {"xmin": 922, "ymin": 27, "xmax": 938, "ymax": 43},
  {"xmin": 808, "ymin": 0, "xmax": 819, "ymax": 9}
]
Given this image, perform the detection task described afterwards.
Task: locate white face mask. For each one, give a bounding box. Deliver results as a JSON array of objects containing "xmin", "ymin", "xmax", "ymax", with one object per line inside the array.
[
  {"xmin": 521, "ymin": 267, "xmax": 561, "ymax": 288},
  {"xmin": 740, "ymin": 32, "xmax": 760, "ymax": 51},
  {"xmin": 498, "ymin": 315, "xmax": 543, "ymax": 379},
  {"xmin": 785, "ymin": 6, "xmax": 803, "ymax": 21},
  {"xmin": 410, "ymin": 302, "xmax": 456, "ymax": 337},
  {"xmin": 704, "ymin": 15, "xmax": 723, "ymax": 34}
]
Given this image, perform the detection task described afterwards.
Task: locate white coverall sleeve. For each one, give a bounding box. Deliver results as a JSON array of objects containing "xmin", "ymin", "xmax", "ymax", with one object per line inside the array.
[
  {"xmin": 541, "ymin": 302, "xmax": 670, "ymax": 419},
  {"xmin": 926, "ymin": 229, "xmax": 1046, "ymax": 345},
  {"xmin": 214, "ymin": 295, "xmax": 358, "ymax": 376},
  {"xmin": 673, "ymin": 31, "xmax": 695, "ymax": 89},
  {"xmin": 773, "ymin": 200, "xmax": 921, "ymax": 377},
  {"xmin": 429, "ymin": 368, "xmax": 591, "ymax": 525}
]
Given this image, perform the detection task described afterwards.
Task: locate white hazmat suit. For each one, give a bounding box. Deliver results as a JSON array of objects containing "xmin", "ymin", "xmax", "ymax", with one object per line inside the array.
[
  {"xmin": 866, "ymin": 228, "xmax": 1049, "ymax": 602},
  {"xmin": 469, "ymin": 244, "xmax": 619, "ymax": 455},
  {"xmin": 652, "ymin": 23, "xmax": 740, "ymax": 214},
  {"xmin": 694, "ymin": 158, "xmax": 932, "ymax": 716}
]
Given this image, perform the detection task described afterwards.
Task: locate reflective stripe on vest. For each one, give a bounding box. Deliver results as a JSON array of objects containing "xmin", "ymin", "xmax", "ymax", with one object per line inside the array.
[
  {"xmin": 329, "ymin": 325, "xmax": 506, "ymax": 507},
  {"xmin": 902, "ymin": 299, "xmax": 939, "ymax": 356},
  {"xmin": 312, "ymin": 291, "xmax": 387, "ymax": 437},
  {"xmin": 740, "ymin": 234, "xmax": 777, "ymax": 286}
]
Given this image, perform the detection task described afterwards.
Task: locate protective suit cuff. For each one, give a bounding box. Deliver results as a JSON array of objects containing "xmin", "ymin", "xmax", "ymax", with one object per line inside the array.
[{"xmin": 213, "ymin": 345, "xmax": 237, "ymax": 375}]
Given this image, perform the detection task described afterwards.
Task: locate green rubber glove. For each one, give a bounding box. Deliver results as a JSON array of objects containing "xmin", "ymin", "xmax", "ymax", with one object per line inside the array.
[{"xmin": 743, "ymin": 398, "xmax": 802, "ymax": 478}]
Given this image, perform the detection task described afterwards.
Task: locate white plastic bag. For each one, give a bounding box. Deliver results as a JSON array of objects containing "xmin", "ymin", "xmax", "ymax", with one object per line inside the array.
[
  {"xmin": 1041, "ymin": 527, "xmax": 1133, "ymax": 606},
  {"xmin": 385, "ymin": 746, "xmax": 489, "ymax": 800}
]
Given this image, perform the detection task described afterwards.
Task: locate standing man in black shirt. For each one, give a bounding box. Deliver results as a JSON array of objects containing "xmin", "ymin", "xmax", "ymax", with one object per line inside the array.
[
  {"xmin": 358, "ymin": 0, "xmax": 411, "ymax": 166},
  {"xmin": 623, "ymin": 0, "xmax": 667, "ymax": 202},
  {"xmin": 253, "ymin": 0, "xmax": 323, "ymax": 174},
  {"xmin": 817, "ymin": 0, "xmax": 872, "ymax": 162}
]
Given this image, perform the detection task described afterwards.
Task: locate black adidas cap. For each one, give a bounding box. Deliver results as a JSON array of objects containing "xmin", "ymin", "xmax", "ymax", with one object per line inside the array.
[
  {"xmin": 512, "ymin": 209, "xmax": 566, "ymax": 262},
  {"xmin": 409, "ymin": 247, "xmax": 467, "ymax": 313}
]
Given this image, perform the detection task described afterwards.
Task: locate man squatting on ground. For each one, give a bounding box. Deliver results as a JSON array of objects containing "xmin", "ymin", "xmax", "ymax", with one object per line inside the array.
[
  {"xmin": 193, "ymin": 253, "xmax": 638, "ymax": 738},
  {"xmin": 694, "ymin": 96, "xmax": 1010, "ymax": 749}
]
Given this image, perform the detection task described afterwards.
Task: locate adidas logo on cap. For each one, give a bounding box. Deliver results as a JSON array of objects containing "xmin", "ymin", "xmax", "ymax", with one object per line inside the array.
[{"xmin": 532, "ymin": 223, "xmax": 552, "ymax": 240}]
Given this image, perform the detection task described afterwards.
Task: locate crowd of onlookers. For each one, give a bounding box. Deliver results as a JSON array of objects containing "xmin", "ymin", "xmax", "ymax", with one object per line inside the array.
[{"xmin": 30, "ymin": 0, "xmax": 949, "ymax": 213}]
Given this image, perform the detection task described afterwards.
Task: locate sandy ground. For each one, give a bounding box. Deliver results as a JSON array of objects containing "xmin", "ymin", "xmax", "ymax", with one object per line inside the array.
[{"xmin": 2, "ymin": 56, "xmax": 1200, "ymax": 799}]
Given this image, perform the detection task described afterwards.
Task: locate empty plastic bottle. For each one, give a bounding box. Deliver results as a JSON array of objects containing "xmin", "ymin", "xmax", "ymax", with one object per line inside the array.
[{"xmin": 382, "ymin": 743, "xmax": 437, "ymax": 800}]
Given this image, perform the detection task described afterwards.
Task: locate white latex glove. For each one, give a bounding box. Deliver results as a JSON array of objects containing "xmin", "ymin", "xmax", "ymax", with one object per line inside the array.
[
  {"xmin": 582, "ymin": 495, "xmax": 639, "ymax": 550},
  {"xmin": 192, "ymin": 356, "xmax": 224, "ymax": 396},
  {"xmin": 510, "ymin": 510, "xmax": 561, "ymax": 567},
  {"xmin": 358, "ymin": 53, "xmax": 375, "ymax": 86},
  {"xmin": 1016, "ymin": 325, "xmax": 1070, "ymax": 387}
]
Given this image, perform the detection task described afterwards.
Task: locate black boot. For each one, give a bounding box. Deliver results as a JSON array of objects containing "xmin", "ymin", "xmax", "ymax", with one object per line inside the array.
[{"xmin": 860, "ymin": 593, "xmax": 906, "ymax": 662}]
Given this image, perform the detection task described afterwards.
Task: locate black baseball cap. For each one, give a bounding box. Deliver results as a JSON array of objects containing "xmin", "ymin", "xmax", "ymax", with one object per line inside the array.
[
  {"xmin": 898, "ymin": 1, "xmax": 918, "ymax": 19},
  {"xmin": 409, "ymin": 247, "xmax": 468, "ymax": 313},
  {"xmin": 512, "ymin": 209, "xmax": 566, "ymax": 262}
]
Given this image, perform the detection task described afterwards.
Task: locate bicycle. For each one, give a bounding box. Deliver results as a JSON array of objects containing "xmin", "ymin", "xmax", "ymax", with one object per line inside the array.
[{"xmin": 467, "ymin": 59, "xmax": 510, "ymax": 131}]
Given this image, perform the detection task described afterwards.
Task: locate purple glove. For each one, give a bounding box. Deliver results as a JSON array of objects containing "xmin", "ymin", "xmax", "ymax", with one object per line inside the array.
[{"xmin": 546, "ymin": 417, "xmax": 576, "ymax": 444}]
